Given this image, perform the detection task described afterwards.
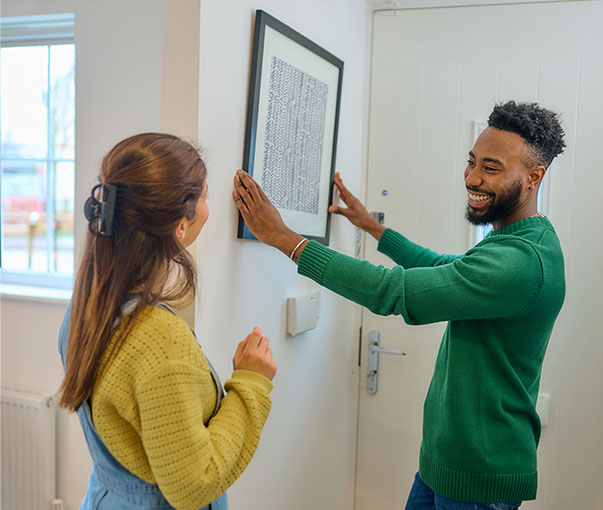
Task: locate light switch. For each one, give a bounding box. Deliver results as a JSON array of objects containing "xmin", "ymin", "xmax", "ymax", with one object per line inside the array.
[
  {"xmin": 536, "ymin": 393, "xmax": 551, "ymax": 428},
  {"xmin": 287, "ymin": 291, "xmax": 320, "ymax": 336}
]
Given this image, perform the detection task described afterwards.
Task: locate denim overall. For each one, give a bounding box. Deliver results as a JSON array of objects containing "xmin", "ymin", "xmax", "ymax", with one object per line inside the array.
[{"xmin": 58, "ymin": 299, "xmax": 228, "ymax": 510}]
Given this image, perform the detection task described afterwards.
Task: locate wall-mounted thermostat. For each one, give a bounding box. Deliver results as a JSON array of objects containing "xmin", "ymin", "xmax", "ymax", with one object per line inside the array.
[{"xmin": 287, "ymin": 290, "xmax": 320, "ymax": 336}]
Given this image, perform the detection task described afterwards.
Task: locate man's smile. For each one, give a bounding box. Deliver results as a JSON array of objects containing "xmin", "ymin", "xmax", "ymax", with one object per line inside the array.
[{"xmin": 467, "ymin": 189, "xmax": 494, "ymax": 209}]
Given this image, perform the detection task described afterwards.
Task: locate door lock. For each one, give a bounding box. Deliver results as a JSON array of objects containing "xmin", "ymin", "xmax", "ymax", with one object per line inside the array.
[
  {"xmin": 370, "ymin": 211, "xmax": 385, "ymax": 224},
  {"xmin": 366, "ymin": 329, "xmax": 407, "ymax": 395}
]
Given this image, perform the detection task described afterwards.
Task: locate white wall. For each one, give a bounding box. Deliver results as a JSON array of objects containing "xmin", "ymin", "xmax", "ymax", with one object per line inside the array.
[
  {"xmin": 194, "ymin": 2, "xmax": 371, "ymax": 509},
  {"xmin": 1, "ymin": 1, "xmax": 371, "ymax": 509}
]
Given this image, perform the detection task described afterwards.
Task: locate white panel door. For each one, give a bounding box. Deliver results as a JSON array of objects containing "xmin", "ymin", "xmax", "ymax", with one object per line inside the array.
[{"xmin": 356, "ymin": 2, "xmax": 603, "ymax": 509}]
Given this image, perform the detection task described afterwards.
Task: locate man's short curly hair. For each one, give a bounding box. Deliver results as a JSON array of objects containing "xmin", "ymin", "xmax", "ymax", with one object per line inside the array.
[{"xmin": 488, "ymin": 101, "xmax": 566, "ymax": 168}]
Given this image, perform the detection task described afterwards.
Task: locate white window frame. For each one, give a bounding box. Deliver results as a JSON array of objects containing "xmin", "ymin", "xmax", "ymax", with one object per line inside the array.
[{"xmin": 0, "ymin": 13, "xmax": 75, "ymax": 298}]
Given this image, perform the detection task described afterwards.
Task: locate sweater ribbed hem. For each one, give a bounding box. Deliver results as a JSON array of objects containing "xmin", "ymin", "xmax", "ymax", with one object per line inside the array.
[
  {"xmin": 230, "ymin": 370, "xmax": 274, "ymax": 394},
  {"xmin": 419, "ymin": 454, "xmax": 537, "ymax": 503},
  {"xmin": 377, "ymin": 228, "xmax": 407, "ymax": 260},
  {"xmin": 297, "ymin": 240, "xmax": 337, "ymax": 285}
]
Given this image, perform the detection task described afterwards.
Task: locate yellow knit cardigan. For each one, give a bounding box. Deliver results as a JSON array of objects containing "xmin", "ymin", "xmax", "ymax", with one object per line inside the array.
[{"xmin": 90, "ymin": 306, "xmax": 273, "ymax": 509}]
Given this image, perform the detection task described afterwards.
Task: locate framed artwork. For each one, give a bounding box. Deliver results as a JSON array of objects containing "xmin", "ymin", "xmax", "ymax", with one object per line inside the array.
[{"xmin": 237, "ymin": 10, "xmax": 344, "ymax": 244}]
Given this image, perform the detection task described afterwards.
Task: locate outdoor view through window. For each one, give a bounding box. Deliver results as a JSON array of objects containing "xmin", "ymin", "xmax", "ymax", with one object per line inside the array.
[{"xmin": 1, "ymin": 42, "xmax": 75, "ymax": 277}]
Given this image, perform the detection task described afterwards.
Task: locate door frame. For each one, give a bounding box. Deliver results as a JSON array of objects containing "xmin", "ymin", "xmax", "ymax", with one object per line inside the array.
[{"xmin": 366, "ymin": 0, "xmax": 591, "ymax": 11}]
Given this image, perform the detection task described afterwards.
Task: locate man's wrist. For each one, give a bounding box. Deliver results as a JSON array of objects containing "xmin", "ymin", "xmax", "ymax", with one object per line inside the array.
[
  {"xmin": 367, "ymin": 222, "xmax": 386, "ymax": 241},
  {"xmin": 273, "ymin": 231, "xmax": 305, "ymax": 258},
  {"xmin": 291, "ymin": 238, "xmax": 310, "ymax": 264},
  {"xmin": 289, "ymin": 237, "xmax": 308, "ymax": 260},
  {"xmin": 274, "ymin": 231, "xmax": 309, "ymax": 264}
]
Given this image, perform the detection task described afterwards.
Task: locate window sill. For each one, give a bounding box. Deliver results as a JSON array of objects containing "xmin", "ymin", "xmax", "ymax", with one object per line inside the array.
[{"xmin": 0, "ymin": 283, "xmax": 71, "ymax": 304}]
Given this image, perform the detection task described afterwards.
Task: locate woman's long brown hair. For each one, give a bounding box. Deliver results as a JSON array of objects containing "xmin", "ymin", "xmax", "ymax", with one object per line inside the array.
[{"xmin": 59, "ymin": 133, "xmax": 206, "ymax": 411}]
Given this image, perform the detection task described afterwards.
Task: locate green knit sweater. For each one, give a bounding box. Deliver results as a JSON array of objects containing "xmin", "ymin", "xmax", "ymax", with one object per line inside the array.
[{"xmin": 298, "ymin": 216, "xmax": 565, "ymax": 503}]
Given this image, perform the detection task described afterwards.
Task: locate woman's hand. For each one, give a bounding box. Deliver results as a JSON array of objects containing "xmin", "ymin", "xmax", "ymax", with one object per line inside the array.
[
  {"xmin": 329, "ymin": 172, "xmax": 386, "ymax": 240},
  {"xmin": 233, "ymin": 170, "xmax": 306, "ymax": 258},
  {"xmin": 233, "ymin": 326, "xmax": 277, "ymax": 381}
]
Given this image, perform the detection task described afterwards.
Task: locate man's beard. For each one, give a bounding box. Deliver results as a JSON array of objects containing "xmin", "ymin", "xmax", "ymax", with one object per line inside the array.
[{"xmin": 465, "ymin": 179, "xmax": 523, "ymax": 226}]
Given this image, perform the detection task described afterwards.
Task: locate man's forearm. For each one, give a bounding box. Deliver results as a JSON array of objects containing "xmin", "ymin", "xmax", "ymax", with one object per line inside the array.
[{"xmin": 366, "ymin": 222, "xmax": 386, "ymax": 241}]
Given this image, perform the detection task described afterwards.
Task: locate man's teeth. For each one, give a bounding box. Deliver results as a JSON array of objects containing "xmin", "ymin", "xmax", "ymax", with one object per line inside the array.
[{"xmin": 469, "ymin": 192, "xmax": 491, "ymax": 201}]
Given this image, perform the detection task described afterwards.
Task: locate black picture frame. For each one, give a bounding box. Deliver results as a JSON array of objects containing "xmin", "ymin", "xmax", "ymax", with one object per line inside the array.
[{"xmin": 237, "ymin": 10, "xmax": 344, "ymax": 244}]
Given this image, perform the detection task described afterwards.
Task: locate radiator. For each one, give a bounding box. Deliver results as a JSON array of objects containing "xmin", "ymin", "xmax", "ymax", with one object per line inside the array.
[{"xmin": 1, "ymin": 388, "xmax": 57, "ymax": 510}]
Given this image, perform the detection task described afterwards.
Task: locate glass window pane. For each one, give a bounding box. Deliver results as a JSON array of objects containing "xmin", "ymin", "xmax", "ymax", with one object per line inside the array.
[
  {"xmin": 1, "ymin": 160, "xmax": 48, "ymax": 271},
  {"xmin": 1, "ymin": 38, "xmax": 75, "ymax": 279},
  {"xmin": 0, "ymin": 46, "xmax": 48, "ymax": 159},
  {"xmin": 50, "ymin": 44, "xmax": 75, "ymax": 160},
  {"xmin": 53, "ymin": 161, "xmax": 74, "ymax": 273}
]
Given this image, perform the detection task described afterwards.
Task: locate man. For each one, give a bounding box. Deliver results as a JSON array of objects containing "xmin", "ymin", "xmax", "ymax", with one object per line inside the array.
[{"xmin": 232, "ymin": 101, "xmax": 566, "ymax": 509}]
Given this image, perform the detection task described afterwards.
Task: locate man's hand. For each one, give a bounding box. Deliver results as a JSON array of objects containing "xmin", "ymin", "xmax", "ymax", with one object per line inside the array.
[
  {"xmin": 233, "ymin": 170, "xmax": 306, "ymax": 259},
  {"xmin": 329, "ymin": 172, "xmax": 386, "ymax": 240}
]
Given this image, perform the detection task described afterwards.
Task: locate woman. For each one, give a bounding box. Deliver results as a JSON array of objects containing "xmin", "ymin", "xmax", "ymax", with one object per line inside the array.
[{"xmin": 58, "ymin": 133, "xmax": 276, "ymax": 510}]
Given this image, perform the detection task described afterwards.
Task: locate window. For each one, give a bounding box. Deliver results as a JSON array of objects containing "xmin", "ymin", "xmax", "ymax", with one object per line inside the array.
[{"xmin": 1, "ymin": 14, "xmax": 75, "ymax": 291}]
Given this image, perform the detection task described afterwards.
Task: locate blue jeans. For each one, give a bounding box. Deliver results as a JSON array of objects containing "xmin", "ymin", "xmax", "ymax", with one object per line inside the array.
[
  {"xmin": 82, "ymin": 469, "xmax": 228, "ymax": 510},
  {"xmin": 405, "ymin": 472, "xmax": 522, "ymax": 510}
]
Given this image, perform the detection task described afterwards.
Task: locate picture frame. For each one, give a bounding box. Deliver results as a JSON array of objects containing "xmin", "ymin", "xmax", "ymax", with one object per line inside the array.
[{"xmin": 237, "ymin": 10, "xmax": 344, "ymax": 244}]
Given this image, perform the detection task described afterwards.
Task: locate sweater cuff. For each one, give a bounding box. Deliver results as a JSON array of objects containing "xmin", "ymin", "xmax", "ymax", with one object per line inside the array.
[
  {"xmin": 378, "ymin": 228, "xmax": 408, "ymax": 260},
  {"xmin": 230, "ymin": 370, "xmax": 274, "ymax": 394},
  {"xmin": 297, "ymin": 240, "xmax": 338, "ymax": 285}
]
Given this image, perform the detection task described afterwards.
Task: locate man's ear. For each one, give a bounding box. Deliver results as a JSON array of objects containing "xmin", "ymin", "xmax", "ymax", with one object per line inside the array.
[
  {"xmin": 174, "ymin": 217, "xmax": 187, "ymax": 241},
  {"xmin": 528, "ymin": 165, "xmax": 546, "ymax": 190}
]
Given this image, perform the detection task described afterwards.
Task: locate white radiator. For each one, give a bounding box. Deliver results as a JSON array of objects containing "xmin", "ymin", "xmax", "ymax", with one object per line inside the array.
[{"xmin": 1, "ymin": 388, "xmax": 57, "ymax": 510}]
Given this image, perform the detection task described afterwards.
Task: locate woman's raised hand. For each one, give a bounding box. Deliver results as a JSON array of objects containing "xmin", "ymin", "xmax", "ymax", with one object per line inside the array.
[{"xmin": 233, "ymin": 327, "xmax": 277, "ymax": 381}]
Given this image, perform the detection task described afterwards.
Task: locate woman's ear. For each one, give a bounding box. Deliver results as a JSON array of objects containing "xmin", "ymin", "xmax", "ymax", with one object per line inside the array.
[{"xmin": 174, "ymin": 217, "xmax": 188, "ymax": 241}]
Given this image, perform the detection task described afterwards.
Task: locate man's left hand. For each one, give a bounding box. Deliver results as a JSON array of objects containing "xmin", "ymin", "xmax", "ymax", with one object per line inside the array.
[{"xmin": 233, "ymin": 170, "xmax": 302, "ymax": 254}]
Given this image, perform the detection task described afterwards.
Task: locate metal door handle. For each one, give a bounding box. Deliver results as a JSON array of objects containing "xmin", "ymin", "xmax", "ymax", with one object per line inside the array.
[
  {"xmin": 366, "ymin": 330, "xmax": 406, "ymax": 395},
  {"xmin": 368, "ymin": 343, "xmax": 407, "ymax": 356}
]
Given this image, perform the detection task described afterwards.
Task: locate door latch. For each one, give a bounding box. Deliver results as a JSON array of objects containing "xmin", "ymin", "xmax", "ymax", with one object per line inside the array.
[
  {"xmin": 370, "ymin": 211, "xmax": 385, "ymax": 224},
  {"xmin": 366, "ymin": 329, "xmax": 407, "ymax": 395}
]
